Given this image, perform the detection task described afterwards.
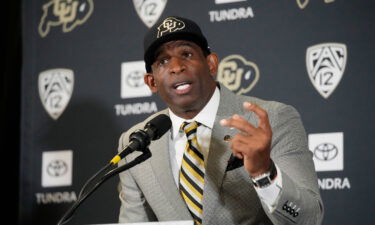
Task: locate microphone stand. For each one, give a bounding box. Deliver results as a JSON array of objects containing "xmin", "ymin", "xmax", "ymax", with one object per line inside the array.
[{"xmin": 57, "ymin": 149, "xmax": 152, "ymax": 225}]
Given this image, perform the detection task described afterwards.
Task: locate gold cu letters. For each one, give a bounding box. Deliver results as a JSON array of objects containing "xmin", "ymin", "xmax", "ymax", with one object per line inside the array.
[{"xmin": 157, "ymin": 17, "xmax": 185, "ymax": 38}]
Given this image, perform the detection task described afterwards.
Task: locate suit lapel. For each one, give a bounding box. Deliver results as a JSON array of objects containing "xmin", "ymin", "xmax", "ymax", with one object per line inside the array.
[
  {"xmin": 148, "ymin": 116, "xmax": 192, "ymax": 220},
  {"xmin": 202, "ymin": 86, "xmax": 246, "ymax": 224}
]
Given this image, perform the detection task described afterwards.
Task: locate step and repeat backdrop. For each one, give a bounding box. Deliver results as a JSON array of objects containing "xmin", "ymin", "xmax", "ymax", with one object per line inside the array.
[{"xmin": 20, "ymin": 0, "xmax": 374, "ymax": 224}]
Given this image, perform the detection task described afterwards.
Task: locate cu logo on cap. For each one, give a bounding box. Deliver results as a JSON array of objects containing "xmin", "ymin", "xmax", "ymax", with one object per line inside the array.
[
  {"xmin": 313, "ymin": 143, "xmax": 338, "ymax": 161},
  {"xmin": 157, "ymin": 17, "xmax": 185, "ymax": 38},
  {"xmin": 47, "ymin": 160, "xmax": 68, "ymax": 177}
]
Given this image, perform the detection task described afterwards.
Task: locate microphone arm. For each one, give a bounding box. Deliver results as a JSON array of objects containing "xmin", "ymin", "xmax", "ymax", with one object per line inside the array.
[
  {"xmin": 57, "ymin": 150, "xmax": 152, "ymax": 225},
  {"xmin": 56, "ymin": 114, "xmax": 171, "ymax": 225}
]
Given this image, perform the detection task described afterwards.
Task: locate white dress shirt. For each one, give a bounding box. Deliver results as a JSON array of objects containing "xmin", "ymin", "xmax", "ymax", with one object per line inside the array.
[{"xmin": 168, "ymin": 87, "xmax": 282, "ymax": 212}]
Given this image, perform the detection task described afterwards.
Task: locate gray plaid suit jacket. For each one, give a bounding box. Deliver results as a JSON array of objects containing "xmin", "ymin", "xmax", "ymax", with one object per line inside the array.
[{"xmin": 117, "ymin": 85, "xmax": 324, "ymax": 225}]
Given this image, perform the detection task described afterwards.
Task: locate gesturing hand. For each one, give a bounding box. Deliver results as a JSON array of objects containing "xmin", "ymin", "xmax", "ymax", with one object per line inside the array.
[{"xmin": 220, "ymin": 102, "xmax": 272, "ymax": 177}]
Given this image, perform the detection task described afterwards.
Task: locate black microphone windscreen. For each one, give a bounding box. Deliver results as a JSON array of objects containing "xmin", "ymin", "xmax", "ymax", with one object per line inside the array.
[{"xmin": 145, "ymin": 114, "xmax": 171, "ymax": 140}]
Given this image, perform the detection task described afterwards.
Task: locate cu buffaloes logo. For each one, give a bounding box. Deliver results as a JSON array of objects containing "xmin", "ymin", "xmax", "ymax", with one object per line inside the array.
[
  {"xmin": 157, "ymin": 17, "xmax": 185, "ymax": 38},
  {"xmin": 38, "ymin": 0, "xmax": 94, "ymax": 38},
  {"xmin": 217, "ymin": 55, "xmax": 259, "ymax": 95},
  {"xmin": 306, "ymin": 43, "xmax": 347, "ymax": 99}
]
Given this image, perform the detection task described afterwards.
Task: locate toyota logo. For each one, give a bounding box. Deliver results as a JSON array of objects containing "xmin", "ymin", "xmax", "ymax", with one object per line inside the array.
[
  {"xmin": 46, "ymin": 160, "xmax": 68, "ymax": 177},
  {"xmin": 313, "ymin": 143, "xmax": 338, "ymax": 161},
  {"xmin": 126, "ymin": 70, "xmax": 145, "ymax": 88}
]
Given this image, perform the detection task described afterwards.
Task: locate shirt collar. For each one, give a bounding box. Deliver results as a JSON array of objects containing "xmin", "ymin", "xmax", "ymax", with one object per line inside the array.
[{"xmin": 169, "ymin": 87, "xmax": 220, "ymax": 139}]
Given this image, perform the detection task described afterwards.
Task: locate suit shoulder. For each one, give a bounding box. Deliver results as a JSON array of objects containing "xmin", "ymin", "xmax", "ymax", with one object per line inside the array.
[
  {"xmin": 239, "ymin": 95, "xmax": 289, "ymax": 110},
  {"xmin": 241, "ymin": 96, "xmax": 302, "ymax": 123}
]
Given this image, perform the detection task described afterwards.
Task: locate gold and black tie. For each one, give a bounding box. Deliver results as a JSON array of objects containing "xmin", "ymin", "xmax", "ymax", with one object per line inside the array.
[{"xmin": 179, "ymin": 121, "xmax": 205, "ymax": 225}]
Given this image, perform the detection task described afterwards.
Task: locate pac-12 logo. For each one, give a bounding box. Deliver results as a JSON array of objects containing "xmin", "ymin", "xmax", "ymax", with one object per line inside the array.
[
  {"xmin": 217, "ymin": 54, "xmax": 259, "ymax": 95},
  {"xmin": 133, "ymin": 0, "xmax": 167, "ymax": 28},
  {"xmin": 306, "ymin": 43, "xmax": 347, "ymax": 99},
  {"xmin": 38, "ymin": 68, "xmax": 74, "ymax": 120},
  {"xmin": 38, "ymin": 0, "xmax": 94, "ymax": 38}
]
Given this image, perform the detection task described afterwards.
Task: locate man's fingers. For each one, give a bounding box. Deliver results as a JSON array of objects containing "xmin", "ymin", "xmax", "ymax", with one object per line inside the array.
[
  {"xmin": 220, "ymin": 114, "xmax": 256, "ymax": 134},
  {"xmin": 230, "ymin": 139, "xmax": 246, "ymax": 159},
  {"xmin": 220, "ymin": 102, "xmax": 273, "ymax": 135},
  {"xmin": 243, "ymin": 102, "xmax": 271, "ymax": 131},
  {"xmin": 231, "ymin": 139, "xmax": 250, "ymax": 153}
]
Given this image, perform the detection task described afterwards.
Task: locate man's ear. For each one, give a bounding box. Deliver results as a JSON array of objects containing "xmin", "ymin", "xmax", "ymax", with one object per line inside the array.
[
  {"xmin": 207, "ymin": 53, "xmax": 219, "ymax": 78},
  {"xmin": 144, "ymin": 73, "xmax": 158, "ymax": 93}
]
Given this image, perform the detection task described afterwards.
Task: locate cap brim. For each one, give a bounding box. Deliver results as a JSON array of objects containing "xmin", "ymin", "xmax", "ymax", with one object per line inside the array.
[{"xmin": 144, "ymin": 32, "xmax": 210, "ymax": 73}]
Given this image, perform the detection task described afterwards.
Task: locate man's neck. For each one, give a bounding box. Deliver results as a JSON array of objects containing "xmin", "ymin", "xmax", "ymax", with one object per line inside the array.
[
  {"xmin": 173, "ymin": 110, "xmax": 201, "ymax": 120},
  {"xmin": 169, "ymin": 87, "xmax": 220, "ymax": 138},
  {"xmin": 170, "ymin": 85, "xmax": 217, "ymax": 119}
]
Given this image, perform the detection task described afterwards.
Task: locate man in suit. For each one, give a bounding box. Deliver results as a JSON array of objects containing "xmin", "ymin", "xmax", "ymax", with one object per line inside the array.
[{"xmin": 117, "ymin": 16, "xmax": 324, "ymax": 225}]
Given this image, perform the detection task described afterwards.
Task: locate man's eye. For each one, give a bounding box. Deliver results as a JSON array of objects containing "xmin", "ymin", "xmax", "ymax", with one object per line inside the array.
[
  {"xmin": 159, "ymin": 58, "xmax": 168, "ymax": 65},
  {"xmin": 182, "ymin": 52, "xmax": 192, "ymax": 58}
]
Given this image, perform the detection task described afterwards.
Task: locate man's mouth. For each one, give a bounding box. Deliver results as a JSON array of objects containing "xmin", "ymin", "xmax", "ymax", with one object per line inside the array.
[{"xmin": 173, "ymin": 81, "xmax": 192, "ymax": 94}]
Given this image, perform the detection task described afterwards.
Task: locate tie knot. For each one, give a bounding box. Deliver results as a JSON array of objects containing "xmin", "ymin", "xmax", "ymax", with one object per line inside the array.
[{"xmin": 180, "ymin": 121, "xmax": 200, "ymax": 136}]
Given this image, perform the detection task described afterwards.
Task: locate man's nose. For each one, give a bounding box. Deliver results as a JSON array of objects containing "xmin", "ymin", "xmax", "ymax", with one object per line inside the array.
[{"xmin": 169, "ymin": 57, "xmax": 185, "ymax": 74}]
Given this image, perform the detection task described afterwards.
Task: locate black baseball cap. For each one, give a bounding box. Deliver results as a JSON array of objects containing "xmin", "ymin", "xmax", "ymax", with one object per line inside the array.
[{"xmin": 144, "ymin": 16, "xmax": 211, "ymax": 73}]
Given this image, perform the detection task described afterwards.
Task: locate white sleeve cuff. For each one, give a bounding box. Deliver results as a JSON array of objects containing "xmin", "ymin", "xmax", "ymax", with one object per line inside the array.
[{"xmin": 253, "ymin": 164, "xmax": 283, "ymax": 212}]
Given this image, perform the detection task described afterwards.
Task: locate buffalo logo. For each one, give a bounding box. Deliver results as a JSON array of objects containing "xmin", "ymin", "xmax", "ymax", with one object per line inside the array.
[
  {"xmin": 313, "ymin": 143, "xmax": 338, "ymax": 161},
  {"xmin": 38, "ymin": 0, "xmax": 94, "ymax": 38},
  {"xmin": 38, "ymin": 68, "xmax": 74, "ymax": 120},
  {"xmin": 47, "ymin": 160, "xmax": 68, "ymax": 177},
  {"xmin": 296, "ymin": 0, "xmax": 335, "ymax": 9},
  {"xmin": 157, "ymin": 17, "xmax": 185, "ymax": 38},
  {"xmin": 133, "ymin": 0, "xmax": 167, "ymax": 28},
  {"xmin": 217, "ymin": 55, "xmax": 259, "ymax": 95},
  {"xmin": 306, "ymin": 43, "xmax": 347, "ymax": 99}
]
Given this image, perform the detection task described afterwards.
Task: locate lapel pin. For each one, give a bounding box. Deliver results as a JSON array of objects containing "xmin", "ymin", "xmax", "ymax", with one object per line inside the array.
[{"xmin": 223, "ymin": 135, "xmax": 232, "ymax": 142}]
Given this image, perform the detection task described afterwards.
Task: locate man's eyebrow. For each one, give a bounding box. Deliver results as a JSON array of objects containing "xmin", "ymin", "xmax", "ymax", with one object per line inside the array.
[{"xmin": 153, "ymin": 41, "xmax": 195, "ymax": 62}]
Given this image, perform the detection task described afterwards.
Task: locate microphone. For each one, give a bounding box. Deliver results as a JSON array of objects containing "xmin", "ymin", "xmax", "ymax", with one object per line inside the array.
[{"xmin": 111, "ymin": 114, "xmax": 171, "ymax": 164}]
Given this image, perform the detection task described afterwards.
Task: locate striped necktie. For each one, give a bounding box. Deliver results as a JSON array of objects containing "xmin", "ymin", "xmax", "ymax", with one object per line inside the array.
[{"xmin": 179, "ymin": 121, "xmax": 205, "ymax": 225}]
